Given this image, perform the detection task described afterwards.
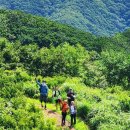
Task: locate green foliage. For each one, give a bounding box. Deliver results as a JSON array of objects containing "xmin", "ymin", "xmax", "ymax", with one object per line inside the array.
[
  {"xmin": 0, "ymin": 10, "xmax": 96, "ymax": 50},
  {"xmin": 75, "ymin": 121, "xmax": 89, "ymax": 130},
  {"xmin": 118, "ymin": 93, "xmax": 130, "ymax": 112},
  {"xmin": 0, "ymin": 11, "xmax": 130, "ymax": 89},
  {"xmin": 77, "ymin": 102, "xmax": 91, "ymax": 121},
  {"xmin": 0, "ymin": 70, "xmax": 22, "ymax": 98},
  {"xmin": 60, "ymin": 78, "xmax": 130, "ymax": 130},
  {"xmin": 1, "ymin": 39, "xmax": 90, "ymax": 77},
  {"xmin": 44, "ymin": 76, "xmax": 66, "ymax": 88},
  {"xmin": 101, "ymin": 50, "xmax": 130, "ymax": 87},
  {"xmin": 81, "ymin": 51, "xmax": 108, "ymax": 88},
  {"xmin": 23, "ymin": 81, "xmax": 39, "ymax": 98},
  {"xmin": 0, "ymin": 69, "xmax": 59, "ymax": 130},
  {"xmin": 0, "ymin": 0, "xmax": 130, "ymax": 35},
  {"xmin": 0, "ymin": 8, "xmax": 130, "ymax": 130}
]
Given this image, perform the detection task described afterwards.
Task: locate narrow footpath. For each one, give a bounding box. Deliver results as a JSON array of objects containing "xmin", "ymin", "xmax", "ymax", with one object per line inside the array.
[{"xmin": 39, "ymin": 106, "xmax": 75, "ymax": 130}]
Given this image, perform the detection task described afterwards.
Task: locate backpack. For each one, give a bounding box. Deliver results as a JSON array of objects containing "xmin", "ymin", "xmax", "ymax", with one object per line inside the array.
[
  {"xmin": 40, "ymin": 83, "xmax": 48, "ymax": 95},
  {"xmin": 54, "ymin": 90, "xmax": 60, "ymax": 97}
]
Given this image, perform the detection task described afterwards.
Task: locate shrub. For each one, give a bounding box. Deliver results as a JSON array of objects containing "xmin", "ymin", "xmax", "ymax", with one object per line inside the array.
[
  {"xmin": 1, "ymin": 114, "xmax": 17, "ymax": 129},
  {"xmin": 24, "ymin": 84, "xmax": 38, "ymax": 98},
  {"xmin": 44, "ymin": 76, "xmax": 66, "ymax": 88},
  {"xmin": 75, "ymin": 121, "xmax": 89, "ymax": 130},
  {"xmin": 118, "ymin": 94, "xmax": 130, "ymax": 112},
  {"xmin": 15, "ymin": 68, "xmax": 31, "ymax": 82},
  {"xmin": 106, "ymin": 86, "xmax": 123, "ymax": 94},
  {"xmin": 0, "ymin": 83, "xmax": 23, "ymax": 98},
  {"xmin": 0, "ymin": 97, "xmax": 58, "ymax": 130},
  {"xmin": 98, "ymin": 123, "xmax": 124, "ymax": 130},
  {"xmin": 77, "ymin": 102, "xmax": 91, "ymax": 121},
  {"xmin": 11, "ymin": 96, "xmax": 26, "ymax": 109},
  {"xmin": 24, "ymin": 87, "xmax": 38, "ymax": 98}
]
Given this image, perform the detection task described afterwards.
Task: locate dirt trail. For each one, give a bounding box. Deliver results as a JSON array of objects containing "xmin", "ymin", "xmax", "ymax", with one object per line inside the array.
[{"xmin": 40, "ymin": 106, "xmax": 75, "ymax": 130}]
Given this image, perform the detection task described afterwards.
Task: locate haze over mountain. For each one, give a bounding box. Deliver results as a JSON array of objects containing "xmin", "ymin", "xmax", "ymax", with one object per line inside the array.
[{"xmin": 0, "ymin": 0, "xmax": 130, "ymax": 36}]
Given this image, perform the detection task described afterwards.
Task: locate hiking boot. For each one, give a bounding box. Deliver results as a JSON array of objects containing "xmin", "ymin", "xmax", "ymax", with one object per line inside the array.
[{"xmin": 61, "ymin": 122, "xmax": 65, "ymax": 126}]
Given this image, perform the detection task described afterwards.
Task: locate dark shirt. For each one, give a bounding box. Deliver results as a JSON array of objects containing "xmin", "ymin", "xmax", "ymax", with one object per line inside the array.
[{"xmin": 67, "ymin": 92, "xmax": 75, "ymax": 101}]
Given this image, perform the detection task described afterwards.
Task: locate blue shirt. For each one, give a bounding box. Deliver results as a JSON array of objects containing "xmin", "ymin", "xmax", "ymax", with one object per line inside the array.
[{"xmin": 36, "ymin": 81, "xmax": 48, "ymax": 95}]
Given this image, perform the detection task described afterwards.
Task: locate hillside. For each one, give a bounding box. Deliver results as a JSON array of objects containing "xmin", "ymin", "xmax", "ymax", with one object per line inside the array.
[
  {"xmin": 0, "ymin": 10, "xmax": 96, "ymax": 50},
  {"xmin": 0, "ymin": 9, "xmax": 130, "ymax": 53},
  {"xmin": 0, "ymin": 0, "xmax": 130, "ymax": 35},
  {"xmin": 0, "ymin": 9, "xmax": 130, "ymax": 130}
]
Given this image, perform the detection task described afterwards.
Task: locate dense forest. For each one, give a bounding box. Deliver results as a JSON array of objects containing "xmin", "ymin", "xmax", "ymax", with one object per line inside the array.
[
  {"xmin": 0, "ymin": 0, "xmax": 130, "ymax": 35},
  {"xmin": 0, "ymin": 10, "xmax": 130, "ymax": 130}
]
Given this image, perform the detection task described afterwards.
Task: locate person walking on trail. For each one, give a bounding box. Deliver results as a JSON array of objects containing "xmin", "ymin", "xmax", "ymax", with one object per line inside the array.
[
  {"xmin": 67, "ymin": 88, "xmax": 75, "ymax": 106},
  {"xmin": 52, "ymin": 86, "xmax": 61, "ymax": 110},
  {"xmin": 70, "ymin": 101, "xmax": 77, "ymax": 127},
  {"xmin": 36, "ymin": 79, "xmax": 48, "ymax": 109},
  {"xmin": 60, "ymin": 100, "xmax": 69, "ymax": 126}
]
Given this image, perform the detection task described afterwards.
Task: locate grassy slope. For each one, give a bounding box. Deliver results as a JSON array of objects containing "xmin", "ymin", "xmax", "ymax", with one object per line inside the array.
[
  {"xmin": 1, "ymin": 63, "xmax": 130, "ymax": 130},
  {"xmin": 61, "ymin": 78, "xmax": 130, "ymax": 130},
  {"xmin": 27, "ymin": 98, "xmax": 89, "ymax": 130},
  {"xmin": 26, "ymin": 77, "xmax": 130, "ymax": 130}
]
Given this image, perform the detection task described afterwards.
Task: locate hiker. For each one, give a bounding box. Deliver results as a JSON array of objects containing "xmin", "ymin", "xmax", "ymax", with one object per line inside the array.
[
  {"xmin": 67, "ymin": 88, "xmax": 75, "ymax": 106},
  {"xmin": 52, "ymin": 86, "xmax": 61, "ymax": 110},
  {"xmin": 60, "ymin": 100, "xmax": 69, "ymax": 126},
  {"xmin": 70, "ymin": 101, "xmax": 77, "ymax": 127},
  {"xmin": 36, "ymin": 79, "xmax": 48, "ymax": 109}
]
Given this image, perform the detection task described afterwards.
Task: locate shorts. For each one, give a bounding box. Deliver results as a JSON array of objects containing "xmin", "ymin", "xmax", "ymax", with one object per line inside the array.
[{"xmin": 40, "ymin": 94, "xmax": 47, "ymax": 103}]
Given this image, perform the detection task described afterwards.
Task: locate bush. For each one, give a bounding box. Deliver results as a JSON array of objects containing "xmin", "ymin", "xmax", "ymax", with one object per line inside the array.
[
  {"xmin": 106, "ymin": 86, "xmax": 123, "ymax": 94},
  {"xmin": 77, "ymin": 102, "xmax": 91, "ymax": 121},
  {"xmin": 0, "ymin": 97, "xmax": 59, "ymax": 130},
  {"xmin": 75, "ymin": 121, "xmax": 89, "ymax": 130},
  {"xmin": 11, "ymin": 96, "xmax": 26, "ymax": 109},
  {"xmin": 0, "ymin": 82, "xmax": 23, "ymax": 98},
  {"xmin": 118, "ymin": 94, "xmax": 130, "ymax": 112},
  {"xmin": 23, "ymin": 83, "xmax": 39, "ymax": 98},
  {"xmin": 15, "ymin": 68, "xmax": 31, "ymax": 82},
  {"xmin": 1, "ymin": 114, "xmax": 17, "ymax": 129},
  {"xmin": 24, "ymin": 87, "xmax": 38, "ymax": 98},
  {"xmin": 44, "ymin": 76, "xmax": 66, "ymax": 88},
  {"xmin": 98, "ymin": 123, "xmax": 124, "ymax": 130}
]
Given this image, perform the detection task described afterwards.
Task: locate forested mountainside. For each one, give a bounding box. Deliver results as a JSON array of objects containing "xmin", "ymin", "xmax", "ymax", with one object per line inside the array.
[
  {"xmin": 0, "ymin": 10, "xmax": 96, "ymax": 50},
  {"xmin": 0, "ymin": 0, "xmax": 130, "ymax": 35},
  {"xmin": 0, "ymin": 9, "xmax": 130, "ymax": 53}
]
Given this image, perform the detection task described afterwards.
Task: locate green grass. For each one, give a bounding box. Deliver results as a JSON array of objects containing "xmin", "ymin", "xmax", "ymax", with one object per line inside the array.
[{"xmin": 27, "ymin": 98, "xmax": 89, "ymax": 130}]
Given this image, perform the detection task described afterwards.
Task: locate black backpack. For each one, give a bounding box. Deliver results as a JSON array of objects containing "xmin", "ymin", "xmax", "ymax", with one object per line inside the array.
[{"xmin": 54, "ymin": 90, "xmax": 60, "ymax": 97}]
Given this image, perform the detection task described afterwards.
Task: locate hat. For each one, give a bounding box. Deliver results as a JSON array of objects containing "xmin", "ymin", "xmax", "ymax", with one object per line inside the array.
[{"xmin": 64, "ymin": 100, "xmax": 67, "ymax": 103}]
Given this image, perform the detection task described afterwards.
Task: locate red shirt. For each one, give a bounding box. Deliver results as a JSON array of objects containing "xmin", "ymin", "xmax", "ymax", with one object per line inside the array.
[{"xmin": 61, "ymin": 102, "xmax": 69, "ymax": 112}]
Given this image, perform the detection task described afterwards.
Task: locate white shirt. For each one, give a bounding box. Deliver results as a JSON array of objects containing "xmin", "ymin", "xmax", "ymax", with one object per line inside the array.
[{"xmin": 70, "ymin": 105, "xmax": 76, "ymax": 114}]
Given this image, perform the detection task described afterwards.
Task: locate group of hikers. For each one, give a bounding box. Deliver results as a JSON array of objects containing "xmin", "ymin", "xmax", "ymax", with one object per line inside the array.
[{"xmin": 36, "ymin": 79, "xmax": 77, "ymax": 127}]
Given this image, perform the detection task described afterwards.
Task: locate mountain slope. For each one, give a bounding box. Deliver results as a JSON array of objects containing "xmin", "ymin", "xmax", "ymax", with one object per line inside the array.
[
  {"xmin": 0, "ymin": 0, "xmax": 130, "ymax": 35},
  {"xmin": 0, "ymin": 10, "xmax": 96, "ymax": 50}
]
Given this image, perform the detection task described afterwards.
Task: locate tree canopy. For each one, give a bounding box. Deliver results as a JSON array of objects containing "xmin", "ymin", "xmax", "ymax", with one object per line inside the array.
[{"xmin": 0, "ymin": 0, "xmax": 130, "ymax": 35}]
